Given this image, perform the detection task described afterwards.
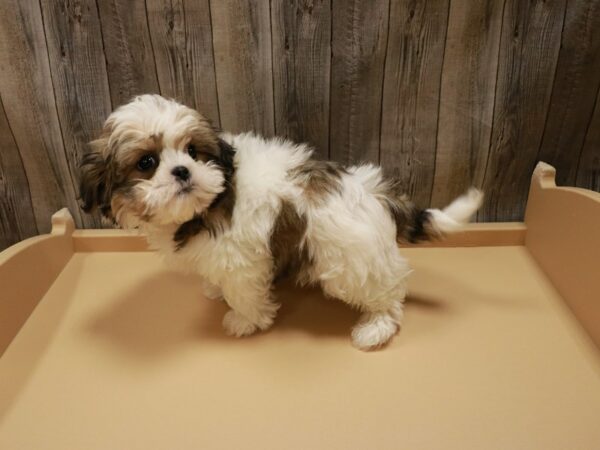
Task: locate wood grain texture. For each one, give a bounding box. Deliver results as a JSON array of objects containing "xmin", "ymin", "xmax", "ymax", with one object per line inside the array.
[
  {"xmin": 146, "ymin": 0, "xmax": 220, "ymax": 126},
  {"xmin": 480, "ymin": 0, "xmax": 566, "ymax": 221},
  {"xmin": 538, "ymin": 0, "xmax": 600, "ymax": 186},
  {"xmin": 379, "ymin": 0, "xmax": 450, "ymax": 208},
  {"xmin": 96, "ymin": 0, "xmax": 160, "ymax": 106},
  {"xmin": 0, "ymin": 96, "xmax": 37, "ymax": 250},
  {"xmin": 271, "ymin": 0, "xmax": 331, "ymax": 158},
  {"xmin": 0, "ymin": 0, "xmax": 82, "ymax": 232},
  {"xmin": 2, "ymin": 0, "xmax": 600, "ymax": 251},
  {"xmin": 210, "ymin": 0, "xmax": 274, "ymax": 135},
  {"xmin": 577, "ymin": 88, "xmax": 600, "ymax": 192},
  {"xmin": 431, "ymin": 0, "xmax": 504, "ymax": 208},
  {"xmin": 40, "ymin": 0, "xmax": 112, "ymax": 228},
  {"xmin": 184, "ymin": 0, "xmax": 220, "ymax": 126},
  {"xmin": 329, "ymin": 0, "xmax": 389, "ymax": 165}
]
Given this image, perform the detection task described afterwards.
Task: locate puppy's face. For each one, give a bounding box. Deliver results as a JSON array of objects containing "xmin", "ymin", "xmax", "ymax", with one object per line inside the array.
[{"xmin": 80, "ymin": 95, "xmax": 233, "ymax": 228}]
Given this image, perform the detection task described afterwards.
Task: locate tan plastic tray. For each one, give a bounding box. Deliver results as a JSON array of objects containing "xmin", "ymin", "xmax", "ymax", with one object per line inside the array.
[{"xmin": 1, "ymin": 162, "xmax": 599, "ymax": 449}]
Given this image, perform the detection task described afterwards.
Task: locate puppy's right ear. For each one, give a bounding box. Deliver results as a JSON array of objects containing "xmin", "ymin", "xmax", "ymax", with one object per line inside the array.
[{"xmin": 79, "ymin": 138, "xmax": 111, "ymax": 216}]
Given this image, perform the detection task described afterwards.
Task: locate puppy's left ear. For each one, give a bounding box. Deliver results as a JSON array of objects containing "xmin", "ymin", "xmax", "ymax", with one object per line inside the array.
[
  {"xmin": 217, "ymin": 138, "xmax": 235, "ymax": 178},
  {"xmin": 79, "ymin": 138, "xmax": 112, "ymax": 217}
]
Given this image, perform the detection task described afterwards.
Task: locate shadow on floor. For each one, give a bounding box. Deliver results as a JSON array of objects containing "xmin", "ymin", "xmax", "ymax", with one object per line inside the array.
[{"xmin": 86, "ymin": 273, "xmax": 456, "ymax": 360}]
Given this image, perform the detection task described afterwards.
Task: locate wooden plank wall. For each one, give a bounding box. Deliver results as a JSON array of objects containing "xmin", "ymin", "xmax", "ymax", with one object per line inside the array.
[{"xmin": 0, "ymin": 0, "xmax": 599, "ymax": 249}]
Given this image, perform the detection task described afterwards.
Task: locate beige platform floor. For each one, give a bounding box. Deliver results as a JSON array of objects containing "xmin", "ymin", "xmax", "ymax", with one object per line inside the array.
[{"xmin": 1, "ymin": 247, "xmax": 600, "ymax": 449}]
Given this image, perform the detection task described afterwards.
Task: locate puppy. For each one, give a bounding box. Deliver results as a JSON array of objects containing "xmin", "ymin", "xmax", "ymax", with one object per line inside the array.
[{"xmin": 80, "ymin": 94, "xmax": 483, "ymax": 350}]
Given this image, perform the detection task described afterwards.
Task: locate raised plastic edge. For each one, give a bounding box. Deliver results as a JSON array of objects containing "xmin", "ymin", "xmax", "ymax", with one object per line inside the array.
[
  {"xmin": 0, "ymin": 209, "xmax": 75, "ymax": 356},
  {"xmin": 525, "ymin": 161, "xmax": 600, "ymax": 352}
]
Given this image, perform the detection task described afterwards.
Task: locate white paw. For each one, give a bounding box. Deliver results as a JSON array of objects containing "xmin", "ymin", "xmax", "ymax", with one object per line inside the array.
[
  {"xmin": 351, "ymin": 313, "xmax": 399, "ymax": 351},
  {"xmin": 201, "ymin": 282, "xmax": 223, "ymax": 301},
  {"xmin": 222, "ymin": 310, "xmax": 260, "ymax": 337}
]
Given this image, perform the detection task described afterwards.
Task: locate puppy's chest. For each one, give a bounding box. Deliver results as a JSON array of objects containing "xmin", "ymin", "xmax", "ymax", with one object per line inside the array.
[{"xmin": 167, "ymin": 231, "xmax": 271, "ymax": 281}]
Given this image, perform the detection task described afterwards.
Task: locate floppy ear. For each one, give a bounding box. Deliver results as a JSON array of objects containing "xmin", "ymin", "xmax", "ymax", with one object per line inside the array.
[
  {"xmin": 217, "ymin": 138, "xmax": 235, "ymax": 180},
  {"xmin": 79, "ymin": 138, "xmax": 111, "ymax": 217}
]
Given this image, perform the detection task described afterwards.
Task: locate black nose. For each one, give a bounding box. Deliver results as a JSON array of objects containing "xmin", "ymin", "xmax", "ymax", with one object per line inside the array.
[{"xmin": 172, "ymin": 166, "xmax": 190, "ymax": 181}]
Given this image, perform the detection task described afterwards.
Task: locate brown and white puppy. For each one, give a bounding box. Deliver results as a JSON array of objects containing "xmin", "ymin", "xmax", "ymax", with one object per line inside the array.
[
  {"xmin": 80, "ymin": 95, "xmax": 234, "ymax": 232},
  {"xmin": 80, "ymin": 94, "xmax": 483, "ymax": 350}
]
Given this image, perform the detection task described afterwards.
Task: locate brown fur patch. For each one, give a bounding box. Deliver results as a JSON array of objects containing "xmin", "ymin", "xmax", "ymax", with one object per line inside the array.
[
  {"xmin": 380, "ymin": 178, "xmax": 442, "ymax": 243},
  {"xmin": 110, "ymin": 183, "xmax": 153, "ymax": 225},
  {"xmin": 292, "ymin": 160, "xmax": 347, "ymax": 204},
  {"xmin": 269, "ymin": 200, "xmax": 309, "ymax": 280},
  {"xmin": 150, "ymin": 133, "xmax": 163, "ymax": 147},
  {"xmin": 79, "ymin": 148, "xmax": 110, "ymax": 213},
  {"xmin": 173, "ymin": 111, "xmax": 219, "ymax": 151},
  {"xmin": 173, "ymin": 182, "xmax": 236, "ymax": 249}
]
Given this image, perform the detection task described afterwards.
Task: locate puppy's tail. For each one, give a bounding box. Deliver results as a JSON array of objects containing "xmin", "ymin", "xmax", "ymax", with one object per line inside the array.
[{"xmin": 386, "ymin": 188, "xmax": 484, "ymax": 243}]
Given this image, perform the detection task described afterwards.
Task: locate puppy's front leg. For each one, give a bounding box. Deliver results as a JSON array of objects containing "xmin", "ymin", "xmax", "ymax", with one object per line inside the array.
[
  {"xmin": 200, "ymin": 279, "xmax": 222, "ymax": 301},
  {"xmin": 220, "ymin": 273, "xmax": 279, "ymax": 337}
]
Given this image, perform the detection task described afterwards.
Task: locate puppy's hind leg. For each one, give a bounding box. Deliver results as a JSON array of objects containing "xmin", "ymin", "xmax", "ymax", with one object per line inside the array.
[{"xmin": 351, "ymin": 299, "xmax": 404, "ymax": 351}]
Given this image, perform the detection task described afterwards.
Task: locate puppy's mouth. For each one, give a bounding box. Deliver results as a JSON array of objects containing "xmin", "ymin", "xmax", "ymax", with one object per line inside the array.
[{"xmin": 177, "ymin": 184, "xmax": 194, "ymax": 195}]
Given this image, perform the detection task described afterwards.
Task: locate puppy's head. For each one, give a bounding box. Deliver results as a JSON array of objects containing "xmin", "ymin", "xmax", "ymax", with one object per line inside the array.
[{"xmin": 80, "ymin": 95, "xmax": 234, "ymax": 228}]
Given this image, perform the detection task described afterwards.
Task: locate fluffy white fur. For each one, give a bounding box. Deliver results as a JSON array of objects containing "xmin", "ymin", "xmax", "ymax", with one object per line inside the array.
[
  {"xmin": 144, "ymin": 134, "xmax": 481, "ymax": 350},
  {"xmin": 92, "ymin": 95, "xmax": 483, "ymax": 351},
  {"xmin": 146, "ymin": 133, "xmax": 312, "ymax": 334}
]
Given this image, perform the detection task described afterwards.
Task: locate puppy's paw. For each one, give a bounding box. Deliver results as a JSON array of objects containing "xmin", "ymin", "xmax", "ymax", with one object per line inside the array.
[
  {"xmin": 201, "ymin": 282, "xmax": 223, "ymax": 301},
  {"xmin": 222, "ymin": 310, "xmax": 260, "ymax": 337},
  {"xmin": 351, "ymin": 313, "xmax": 399, "ymax": 351}
]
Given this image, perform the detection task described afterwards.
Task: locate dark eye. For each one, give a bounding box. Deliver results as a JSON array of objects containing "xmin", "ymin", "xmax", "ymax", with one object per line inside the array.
[
  {"xmin": 187, "ymin": 144, "xmax": 198, "ymax": 159},
  {"xmin": 137, "ymin": 154, "xmax": 158, "ymax": 171}
]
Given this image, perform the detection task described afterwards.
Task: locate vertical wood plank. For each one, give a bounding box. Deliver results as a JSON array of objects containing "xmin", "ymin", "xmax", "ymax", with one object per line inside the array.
[
  {"xmin": 184, "ymin": 0, "xmax": 220, "ymax": 126},
  {"xmin": 145, "ymin": 0, "xmax": 220, "ymax": 125},
  {"xmin": 430, "ymin": 0, "xmax": 505, "ymax": 208},
  {"xmin": 271, "ymin": 0, "xmax": 331, "ymax": 158},
  {"xmin": 538, "ymin": 0, "xmax": 600, "ymax": 186},
  {"xmin": 210, "ymin": 0, "xmax": 274, "ymax": 135},
  {"xmin": 379, "ymin": 0, "xmax": 450, "ymax": 207},
  {"xmin": 0, "ymin": 96, "xmax": 38, "ymax": 250},
  {"xmin": 329, "ymin": 0, "xmax": 389, "ymax": 165},
  {"xmin": 97, "ymin": 0, "xmax": 160, "ymax": 107},
  {"xmin": 0, "ymin": 0, "xmax": 83, "ymax": 231},
  {"xmin": 480, "ymin": 0, "xmax": 566, "ymax": 221},
  {"xmin": 40, "ymin": 0, "xmax": 113, "ymax": 228},
  {"xmin": 577, "ymin": 89, "xmax": 600, "ymax": 192}
]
